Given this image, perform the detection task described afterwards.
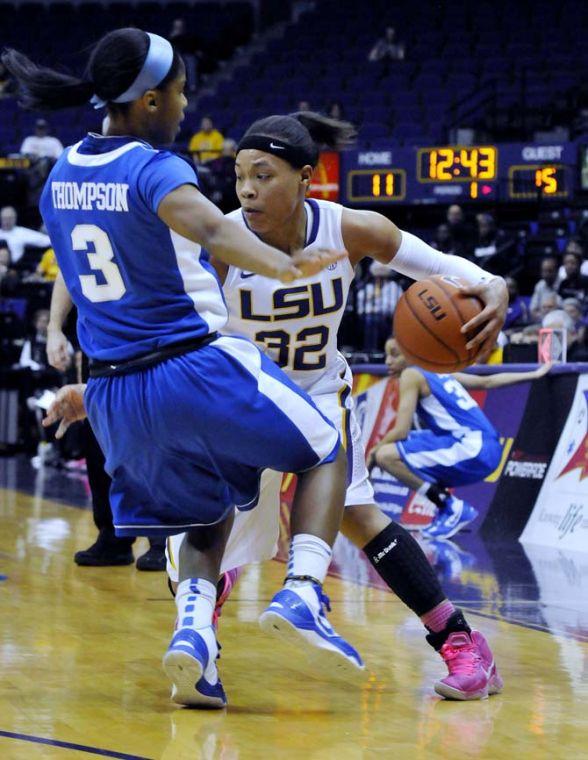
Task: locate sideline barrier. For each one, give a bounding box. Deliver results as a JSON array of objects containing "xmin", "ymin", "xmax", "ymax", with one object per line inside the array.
[{"xmin": 351, "ymin": 363, "xmax": 588, "ymax": 550}]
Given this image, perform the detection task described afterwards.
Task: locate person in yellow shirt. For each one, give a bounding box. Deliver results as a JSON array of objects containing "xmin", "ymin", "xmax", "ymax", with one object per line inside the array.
[
  {"xmin": 37, "ymin": 247, "xmax": 59, "ymax": 281},
  {"xmin": 188, "ymin": 115, "xmax": 224, "ymax": 163}
]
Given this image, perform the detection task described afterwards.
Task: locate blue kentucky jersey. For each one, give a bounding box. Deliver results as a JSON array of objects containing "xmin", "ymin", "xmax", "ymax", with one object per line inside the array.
[
  {"xmin": 40, "ymin": 134, "xmax": 227, "ymax": 361},
  {"xmin": 414, "ymin": 369, "xmax": 498, "ymax": 438}
]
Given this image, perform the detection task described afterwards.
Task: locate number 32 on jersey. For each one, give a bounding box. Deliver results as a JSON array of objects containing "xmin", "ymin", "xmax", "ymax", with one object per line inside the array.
[{"xmin": 240, "ymin": 279, "xmax": 343, "ymax": 371}]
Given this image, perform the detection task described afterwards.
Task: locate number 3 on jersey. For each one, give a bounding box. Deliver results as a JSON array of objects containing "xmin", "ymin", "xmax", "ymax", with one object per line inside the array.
[
  {"xmin": 72, "ymin": 224, "xmax": 126, "ymax": 303},
  {"xmin": 255, "ymin": 326, "xmax": 329, "ymax": 370},
  {"xmin": 442, "ymin": 377, "xmax": 477, "ymax": 410}
]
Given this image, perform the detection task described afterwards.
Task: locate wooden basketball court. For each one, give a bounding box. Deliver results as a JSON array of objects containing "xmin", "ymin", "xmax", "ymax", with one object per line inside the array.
[{"xmin": 0, "ymin": 480, "xmax": 586, "ymax": 759}]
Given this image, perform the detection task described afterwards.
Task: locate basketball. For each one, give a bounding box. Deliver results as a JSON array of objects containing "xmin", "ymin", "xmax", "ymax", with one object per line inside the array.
[{"xmin": 393, "ymin": 275, "xmax": 485, "ymax": 372}]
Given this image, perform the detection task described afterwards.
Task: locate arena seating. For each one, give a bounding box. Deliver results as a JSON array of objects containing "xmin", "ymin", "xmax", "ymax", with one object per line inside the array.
[
  {"xmin": 0, "ymin": 1, "xmax": 254, "ymax": 150},
  {"xmin": 199, "ymin": 0, "xmax": 588, "ymax": 146}
]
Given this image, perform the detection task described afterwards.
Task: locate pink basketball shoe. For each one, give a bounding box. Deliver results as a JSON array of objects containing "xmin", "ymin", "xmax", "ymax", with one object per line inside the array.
[
  {"xmin": 435, "ymin": 630, "xmax": 503, "ymax": 700},
  {"xmin": 213, "ymin": 567, "xmax": 241, "ymax": 628}
]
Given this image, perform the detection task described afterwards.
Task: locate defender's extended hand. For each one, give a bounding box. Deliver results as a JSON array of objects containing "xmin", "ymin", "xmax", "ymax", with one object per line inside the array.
[
  {"xmin": 42, "ymin": 383, "xmax": 87, "ymax": 439},
  {"xmin": 280, "ymin": 248, "xmax": 348, "ymax": 282}
]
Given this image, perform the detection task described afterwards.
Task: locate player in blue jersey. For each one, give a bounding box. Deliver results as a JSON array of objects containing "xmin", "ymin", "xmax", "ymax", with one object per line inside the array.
[
  {"xmin": 3, "ymin": 29, "xmax": 367, "ymax": 707},
  {"xmin": 369, "ymin": 338, "xmax": 551, "ymax": 539}
]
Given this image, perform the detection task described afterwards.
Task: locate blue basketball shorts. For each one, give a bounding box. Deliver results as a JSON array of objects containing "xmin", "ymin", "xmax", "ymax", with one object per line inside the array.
[
  {"xmin": 84, "ymin": 335, "xmax": 340, "ymax": 537},
  {"xmin": 396, "ymin": 429, "xmax": 502, "ymax": 487}
]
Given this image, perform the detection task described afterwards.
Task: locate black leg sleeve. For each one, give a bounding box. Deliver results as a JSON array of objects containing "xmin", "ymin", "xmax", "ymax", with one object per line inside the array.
[{"xmin": 363, "ymin": 521, "xmax": 446, "ymax": 617}]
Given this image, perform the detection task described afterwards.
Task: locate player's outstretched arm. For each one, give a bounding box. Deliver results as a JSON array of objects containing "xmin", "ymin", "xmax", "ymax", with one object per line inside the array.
[
  {"xmin": 453, "ymin": 362, "xmax": 553, "ymax": 390},
  {"xmin": 341, "ymin": 208, "xmax": 508, "ymax": 361},
  {"xmin": 42, "ymin": 384, "xmax": 87, "ymax": 439},
  {"xmin": 158, "ymin": 185, "xmax": 347, "ymax": 283}
]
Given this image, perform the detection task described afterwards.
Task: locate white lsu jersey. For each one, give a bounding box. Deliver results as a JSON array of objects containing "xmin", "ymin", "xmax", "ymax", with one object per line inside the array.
[
  {"xmin": 166, "ymin": 199, "xmax": 375, "ymax": 582},
  {"xmin": 223, "ymin": 198, "xmax": 355, "ymax": 394}
]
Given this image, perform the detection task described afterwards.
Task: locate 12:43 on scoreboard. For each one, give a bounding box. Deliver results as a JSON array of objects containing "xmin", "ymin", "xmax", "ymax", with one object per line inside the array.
[{"xmin": 341, "ymin": 141, "xmax": 581, "ymax": 205}]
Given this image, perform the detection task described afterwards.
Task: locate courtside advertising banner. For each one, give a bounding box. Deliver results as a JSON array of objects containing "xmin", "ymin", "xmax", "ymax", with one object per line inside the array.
[{"xmin": 521, "ymin": 374, "xmax": 588, "ymax": 551}]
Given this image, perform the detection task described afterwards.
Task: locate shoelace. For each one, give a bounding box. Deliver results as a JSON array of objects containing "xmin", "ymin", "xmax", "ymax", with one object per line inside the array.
[
  {"xmin": 441, "ymin": 641, "xmax": 482, "ymax": 675},
  {"xmin": 316, "ymin": 586, "xmax": 332, "ymax": 614}
]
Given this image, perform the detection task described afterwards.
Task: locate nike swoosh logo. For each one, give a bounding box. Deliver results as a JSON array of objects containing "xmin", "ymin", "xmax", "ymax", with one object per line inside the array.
[
  {"xmin": 240, "ymin": 272, "xmax": 256, "ymax": 279},
  {"xmin": 270, "ymin": 142, "xmax": 285, "ymax": 150},
  {"xmin": 482, "ymin": 660, "xmax": 495, "ymax": 679}
]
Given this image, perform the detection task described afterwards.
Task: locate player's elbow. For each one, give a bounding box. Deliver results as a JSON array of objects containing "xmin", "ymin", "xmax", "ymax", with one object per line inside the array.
[{"xmin": 378, "ymin": 219, "xmax": 402, "ymax": 264}]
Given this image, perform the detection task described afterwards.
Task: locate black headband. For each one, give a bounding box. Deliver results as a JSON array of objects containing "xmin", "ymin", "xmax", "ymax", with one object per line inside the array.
[{"xmin": 236, "ymin": 135, "xmax": 315, "ymax": 168}]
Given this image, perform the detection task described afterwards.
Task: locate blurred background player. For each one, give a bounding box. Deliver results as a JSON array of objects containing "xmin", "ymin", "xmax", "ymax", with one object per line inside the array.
[
  {"xmin": 166, "ymin": 110, "xmax": 507, "ymax": 700},
  {"xmin": 370, "ymin": 339, "xmax": 552, "ymax": 539}
]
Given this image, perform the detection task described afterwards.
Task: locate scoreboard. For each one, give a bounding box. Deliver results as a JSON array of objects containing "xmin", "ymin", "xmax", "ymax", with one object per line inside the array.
[{"xmin": 340, "ymin": 141, "xmax": 579, "ymax": 205}]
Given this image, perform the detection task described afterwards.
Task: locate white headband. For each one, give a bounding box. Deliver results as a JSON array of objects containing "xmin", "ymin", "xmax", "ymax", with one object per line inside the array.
[{"xmin": 90, "ymin": 32, "xmax": 174, "ymax": 110}]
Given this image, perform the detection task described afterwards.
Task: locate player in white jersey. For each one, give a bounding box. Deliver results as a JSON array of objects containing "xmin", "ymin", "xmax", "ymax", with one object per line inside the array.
[
  {"xmin": 370, "ymin": 338, "xmax": 552, "ymax": 539},
  {"xmin": 165, "ymin": 111, "xmax": 508, "ymax": 699}
]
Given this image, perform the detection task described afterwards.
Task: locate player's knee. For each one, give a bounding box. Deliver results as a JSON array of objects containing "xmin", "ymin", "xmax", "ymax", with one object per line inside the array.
[
  {"xmin": 342, "ymin": 503, "xmax": 392, "ymax": 547},
  {"xmin": 375, "ymin": 443, "xmax": 400, "ymax": 470}
]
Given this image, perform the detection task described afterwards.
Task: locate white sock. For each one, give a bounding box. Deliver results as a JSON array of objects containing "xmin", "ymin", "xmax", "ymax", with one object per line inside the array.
[
  {"xmin": 176, "ymin": 578, "xmax": 216, "ymax": 630},
  {"xmin": 286, "ymin": 533, "xmax": 332, "ymax": 586}
]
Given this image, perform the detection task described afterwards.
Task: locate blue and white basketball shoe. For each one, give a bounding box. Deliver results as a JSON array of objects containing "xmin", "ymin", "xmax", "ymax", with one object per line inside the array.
[
  {"xmin": 162, "ymin": 626, "xmax": 227, "ymax": 708},
  {"xmin": 422, "ymin": 496, "xmax": 478, "ymax": 540},
  {"xmin": 259, "ymin": 584, "xmax": 365, "ymax": 679}
]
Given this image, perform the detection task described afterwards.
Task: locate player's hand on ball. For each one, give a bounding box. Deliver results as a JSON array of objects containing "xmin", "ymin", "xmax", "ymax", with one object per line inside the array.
[
  {"xmin": 460, "ymin": 277, "xmax": 508, "ymax": 361},
  {"xmin": 280, "ymin": 248, "xmax": 348, "ymax": 282},
  {"xmin": 42, "ymin": 383, "xmax": 88, "ymax": 439}
]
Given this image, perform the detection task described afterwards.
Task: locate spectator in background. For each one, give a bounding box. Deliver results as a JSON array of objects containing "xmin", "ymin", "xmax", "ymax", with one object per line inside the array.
[
  {"xmin": 430, "ymin": 223, "xmax": 464, "ymax": 256},
  {"xmin": 17, "ymin": 308, "xmax": 68, "ymax": 464},
  {"xmin": 297, "ymin": 100, "xmax": 312, "ymax": 112},
  {"xmin": 169, "ymin": 17, "xmax": 201, "ymax": 92},
  {"xmin": 471, "ymin": 213, "xmax": 515, "ymax": 275},
  {"xmin": 504, "ymin": 276, "xmax": 530, "ymax": 330},
  {"xmin": 18, "ymin": 308, "xmax": 53, "ymax": 370},
  {"xmin": 0, "ymin": 239, "xmax": 20, "ymax": 295},
  {"xmin": 557, "ymin": 238, "xmax": 588, "ymax": 280},
  {"xmin": 325, "ymin": 101, "xmax": 345, "ymax": 121},
  {"xmin": 188, "ymin": 115, "xmax": 224, "ymax": 164},
  {"xmin": 562, "ymin": 297, "xmax": 586, "ymax": 341},
  {"xmin": 539, "ymin": 292, "xmax": 561, "ymax": 322},
  {"xmin": 509, "ymin": 292, "xmax": 562, "ymax": 346},
  {"xmin": 36, "ymin": 247, "xmax": 59, "ymax": 282},
  {"xmin": 0, "ymin": 206, "xmax": 50, "ymax": 264},
  {"xmin": 446, "ymin": 204, "xmax": 474, "ymax": 253},
  {"xmin": 356, "ymin": 260, "xmax": 403, "ymax": 352},
  {"xmin": 530, "ymin": 255, "xmax": 561, "ymax": 321},
  {"xmin": 558, "ymin": 251, "xmax": 588, "ymax": 307},
  {"xmin": 20, "ymin": 118, "xmax": 63, "ymax": 160},
  {"xmin": 368, "ymin": 26, "xmax": 405, "ymax": 62},
  {"xmin": 207, "ymin": 139, "xmax": 239, "ymax": 213},
  {"xmin": 543, "ymin": 308, "xmax": 578, "ymax": 356}
]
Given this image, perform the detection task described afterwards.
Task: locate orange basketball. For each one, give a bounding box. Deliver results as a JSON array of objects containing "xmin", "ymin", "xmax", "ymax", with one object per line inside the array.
[{"xmin": 393, "ymin": 275, "xmax": 485, "ymax": 372}]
